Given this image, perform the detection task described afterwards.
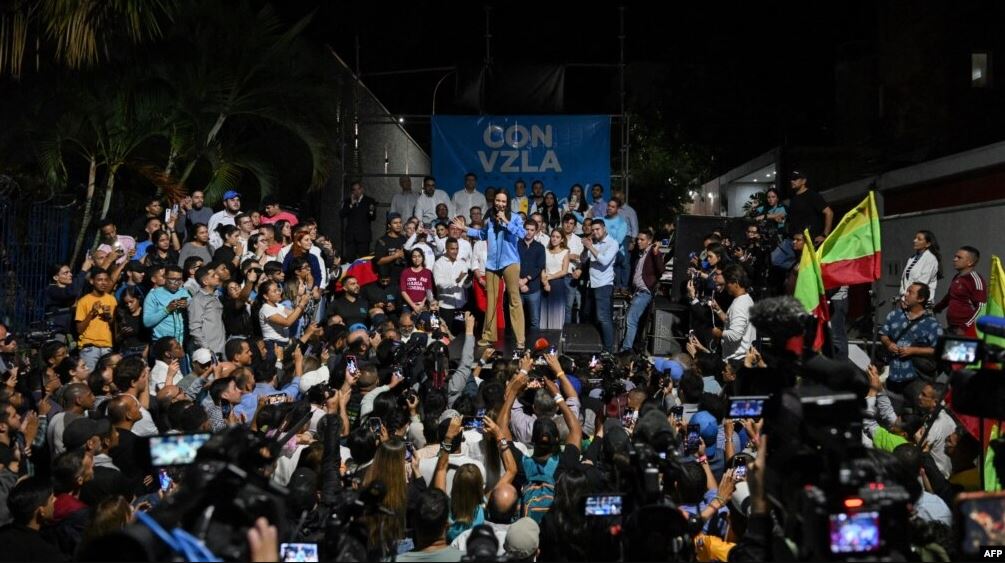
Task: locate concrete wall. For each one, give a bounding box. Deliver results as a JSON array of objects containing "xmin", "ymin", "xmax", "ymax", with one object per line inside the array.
[
  {"xmin": 875, "ymin": 199, "xmax": 1005, "ymax": 319},
  {"xmin": 725, "ymin": 183, "xmax": 767, "ymax": 218}
]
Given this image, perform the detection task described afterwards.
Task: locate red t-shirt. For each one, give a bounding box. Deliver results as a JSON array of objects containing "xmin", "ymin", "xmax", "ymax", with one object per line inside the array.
[{"xmin": 400, "ymin": 268, "xmax": 434, "ymax": 306}]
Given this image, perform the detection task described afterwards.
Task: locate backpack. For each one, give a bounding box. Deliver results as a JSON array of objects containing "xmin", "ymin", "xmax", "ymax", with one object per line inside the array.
[{"xmin": 520, "ymin": 455, "xmax": 559, "ymax": 523}]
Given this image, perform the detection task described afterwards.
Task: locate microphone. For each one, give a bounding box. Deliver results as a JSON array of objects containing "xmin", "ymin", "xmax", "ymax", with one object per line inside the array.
[{"xmin": 977, "ymin": 315, "xmax": 1005, "ymax": 338}]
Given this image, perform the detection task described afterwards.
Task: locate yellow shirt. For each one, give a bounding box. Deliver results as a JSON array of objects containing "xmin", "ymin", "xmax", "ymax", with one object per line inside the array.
[
  {"xmin": 695, "ymin": 533, "xmax": 734, "ymax": 562},
  {"xmin": 75, "ymin": 293, "xmax": 117, "ymax": 348}
]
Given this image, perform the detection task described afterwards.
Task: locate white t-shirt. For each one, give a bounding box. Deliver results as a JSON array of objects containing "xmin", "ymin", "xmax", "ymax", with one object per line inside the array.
[
  {"xmin": 565, "ymin": 233, "xmax": 584, "ymax": 274},
  {"xmin": 259, "ymin": 303, "xmax": 291, "ymax": 343}
]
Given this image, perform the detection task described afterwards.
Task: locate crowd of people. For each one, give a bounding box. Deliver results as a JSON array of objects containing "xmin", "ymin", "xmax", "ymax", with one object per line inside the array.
[{"xmin": 0, "ymin": 169, "xmax": 994, "ymax": 562}]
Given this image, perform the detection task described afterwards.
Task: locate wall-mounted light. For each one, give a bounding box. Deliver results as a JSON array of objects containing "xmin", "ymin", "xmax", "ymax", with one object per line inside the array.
[{"xmin": 398, "ymin": 117, "xmax": 405, "ymax": 123}]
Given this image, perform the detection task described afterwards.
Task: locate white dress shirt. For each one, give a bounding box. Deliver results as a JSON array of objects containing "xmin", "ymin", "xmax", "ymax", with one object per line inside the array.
[
  {"xmin": 413, "ymin": 190, "xmax": 452, "ymax": 225},
  {"xmin": 451, "ymin": 189, "xmax": 487, "ymax": 222},
  {"xmin": 433, "ymin": 256, "xmax": 470, "ymax": 310}
]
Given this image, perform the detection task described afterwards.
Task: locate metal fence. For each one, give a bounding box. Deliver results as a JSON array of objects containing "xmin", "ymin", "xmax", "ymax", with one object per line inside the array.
[{"xmin": 0, "ymin": 196, "xmax": 73, "ymax": 333}]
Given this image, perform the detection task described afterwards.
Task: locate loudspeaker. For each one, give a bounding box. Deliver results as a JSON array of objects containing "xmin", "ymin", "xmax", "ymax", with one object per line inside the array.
[
  {"xmin": 651, "ymin": 309, "xmax": 680, "ymax": 356},
  {"xmin": 670, "ymin": 215, "xmax": 750, "ymax": 301},
  {"xmin": 560, "ymin": 323, "xmax": 603, "ymax": 355}
]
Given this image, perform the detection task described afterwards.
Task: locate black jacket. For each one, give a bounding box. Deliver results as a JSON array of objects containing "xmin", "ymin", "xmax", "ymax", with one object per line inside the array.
[{"xmin": 341, "ymin": 196, "xmax": 378, "ymax": 242}]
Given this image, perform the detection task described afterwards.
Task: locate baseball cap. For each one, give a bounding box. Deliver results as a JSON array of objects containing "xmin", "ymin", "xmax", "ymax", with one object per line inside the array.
[
  {"xmin": 652, "ymin": 357, "xmax": 684, "ymax": 383},
  {"xmin": 689, "ymin": 410, "xmax": 719, "ymax": 458},
  {"xmin": 192, "ymin": 348, "xmax": 213, "ymax": 365},
  {"xmin": 504, "ymin": 517, "xmax": 541, "ymax": 560},
  {"xmin": 223, "ymin": 190, "xmax": 241, "ymax": 201},
  {"xmin": 347, "ymin": 322, "xmax": 368, "ymax": 334},
  {"xmin": 531, "ymin": 417, "xmax": 560, "ymax": 448},
  {"xmin": 63, "ymin": 417, "xmax": 112, "ymax": 451},
  {"xmin": 790, "ymin": 170, "xmax": 806, "ymax": 181}
]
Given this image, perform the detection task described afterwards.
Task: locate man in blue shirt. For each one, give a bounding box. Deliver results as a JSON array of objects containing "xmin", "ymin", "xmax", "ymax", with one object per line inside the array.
[
  {"xmin": 457, "ymin": 191, "xmax": 527, "ymax": 350},
  {"xmin": 589, "ymin": 183, "xmax": 607, "ymax": 219},
  {"xmin": 879, "ymin": 282, "xmax": 943, "ymax": 394},
  {"xmin": 234, "ymin": 360, "xmax": 301, "ymax": 422},
  {"xmin": 583, "ymin": 219, "xmax": 619, "ymax": 352},
  {"xmin": 143, "ymin": 265, "xmax": 191, "ymax": 345},
  {"xmin": 518, "ymin": 220, "xmax": 547, "ymax": 344},
  {"xmin": 603, "ymin": 198, "xmax": 630, "ymax": 290}
]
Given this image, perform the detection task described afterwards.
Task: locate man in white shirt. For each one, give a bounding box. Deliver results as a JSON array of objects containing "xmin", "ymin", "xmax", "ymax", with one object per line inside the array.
[
  {"xmin": 413, "ymin": 175, "xmax": 452, "ymax": 226},
  {"xmin": 208, "ymin": 190, "xmax": 242, "ymax": 249},
  {"xmin": 510, "ymin": 179, "xmax": 530, "ymax": 216},
  {"xmin": 917, "ymin": 383, "xmax": 956, "ymax": 478},
  {"xmin": 391, "ymin": 175, "xmax": 420, "ymax": 221},
  {"xmin": 712, "ymin": 264, "xmax": 756, "ymax": 361},
  {"xmin": 451, "ymin": 173, "xmax": 487, "ymax": 224},
  {"xmin": 447, "ymin": 220, "xmax": 473, "ymax": 266},
  {"xmin": 562, "ymin": 214, "xmax": 585, "ymax": 323},
  {"xmin": 583, "ymin": 219, "xmax": 619, "ymax": 352},
  {"xmin": 433, "ymin": 239, "xmax": 470, "ymax": 329}
]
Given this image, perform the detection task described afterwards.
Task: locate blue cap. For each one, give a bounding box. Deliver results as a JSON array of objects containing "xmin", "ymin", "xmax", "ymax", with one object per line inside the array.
[
  {"xmin": 417, "ymin": 311, "xmax": 433, "ymax": 326},
  {"xmin": 347, "ymin": 322, "xmax": 368, "ymax": 333},
  {"xmin": 223, "ymin": 190, "xmax": 241, "ymax": 201},
  {"xmin": 653, "ymin": 357, "xmax": 684, "ymax": 383},
  {"xmin": 689, "ymin": 411, "xmax": 719, "ymax": 458}
]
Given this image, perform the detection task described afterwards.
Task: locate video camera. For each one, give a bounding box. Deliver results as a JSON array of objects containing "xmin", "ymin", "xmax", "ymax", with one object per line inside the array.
[{"xmin": 944, "ymin": 315, "xmax": 1005, "ymax": 420}]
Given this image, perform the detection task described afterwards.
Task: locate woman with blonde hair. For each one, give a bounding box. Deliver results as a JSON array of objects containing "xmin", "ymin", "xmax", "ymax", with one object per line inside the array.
[{"xmin": 362, "ymin": 437, "xmax": 418, "ymax": 557}]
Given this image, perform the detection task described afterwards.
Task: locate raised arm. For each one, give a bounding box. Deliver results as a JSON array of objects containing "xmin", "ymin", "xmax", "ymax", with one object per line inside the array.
[{"xmin": 433, "ymin": 416, "xmax": 463, "ymax": 492}]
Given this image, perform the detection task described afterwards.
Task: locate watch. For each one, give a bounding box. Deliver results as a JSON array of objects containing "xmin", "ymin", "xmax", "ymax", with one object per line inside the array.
[{"xmin": 497, "ymin": 438, "xmax": 510, "ymax": 449}]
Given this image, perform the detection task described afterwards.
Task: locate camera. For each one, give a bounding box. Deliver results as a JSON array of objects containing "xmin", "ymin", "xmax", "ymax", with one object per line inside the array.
[{"xmin": 146, "ymin": 432, "xmax": 212, "ymax": 467}]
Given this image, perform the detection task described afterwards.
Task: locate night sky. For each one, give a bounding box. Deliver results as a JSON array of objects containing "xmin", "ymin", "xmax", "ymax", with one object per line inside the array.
[{"xmin": 274, "ymin": 2, "xmax": 874, "ymax": 173}]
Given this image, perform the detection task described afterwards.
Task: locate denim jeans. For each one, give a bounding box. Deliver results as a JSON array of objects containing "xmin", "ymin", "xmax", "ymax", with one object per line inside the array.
[
  {"xmin": 593, "ymin": 285, "xmax": 614, "ymax": 352},
  {"xmin": 614, "ymin": 252, "xmax": 629, "ymax": 289},
  {"xmin": 621, "ymin": 290, "xmax": 653, "ymax": 352},
  {"xmin": 565, "ymin": 276, "xmax": 581, "ymax": 324},
  {"xmin": 521, "ymin": 290, "xmax": 542, "ymax": 344},
  {"xmin": 79, "ymin": 346, "xmax": 113, "ymax": 372}
]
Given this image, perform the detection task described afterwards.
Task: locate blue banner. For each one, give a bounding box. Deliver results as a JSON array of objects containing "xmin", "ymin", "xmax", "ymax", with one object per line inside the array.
[{"xmin": 431, "ymin": 115, "xmax": 611, "ymax": 197}]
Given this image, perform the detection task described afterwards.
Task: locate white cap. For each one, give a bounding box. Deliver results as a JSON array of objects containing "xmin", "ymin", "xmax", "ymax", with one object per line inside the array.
[{"xmin": 192, "ymin": 348, "xmax": 213, "ymax": 365}]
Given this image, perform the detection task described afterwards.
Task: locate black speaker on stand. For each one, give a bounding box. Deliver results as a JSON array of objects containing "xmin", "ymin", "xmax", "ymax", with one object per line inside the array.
[{"xmin": 560, "ymin": 324, "xmax": 603, "ymax": 355}]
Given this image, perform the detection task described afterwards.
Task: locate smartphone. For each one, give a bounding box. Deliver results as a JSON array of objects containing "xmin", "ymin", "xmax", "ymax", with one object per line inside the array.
[
  {"xmin": 957, "ymin": 491, "xmax": 1005, "ymax": 555},
  {"xmin": 828, "ymin": 511, "xmax": 881, "ymax": 554},
  {"xmin": 392, "ymin": 367, "xmax": 404, "ymax": 382},
  {"xmin": 430, "ymin": 316, "xmax": 440, "ymax": 329},
  {"xmin": 346, "ymin": 355, "xmax": 358, "ymax": 375},
  {"xmin": 548, "ymin": 346, "xmax": 557, "ymax": 355},
  {"xmin": 266, "ymin": 393, "xmax": 287, "ymax": 405},
  {"xmin": 685, "ymin": 424, "xmax": 701, "ymax": 455},
  {"xmin": 158, "ymin": 469, "xmax": 172, "ymax": 492},
  {"xmin": 464, "ymin": 408, "xmax": 487, "ymax": 430},
  {"xmin": 368, "ymin": 417, "xmax": 383, "ymax": 434},
  {"xmin": 280, "ymin": 542, "xmax": 319, "ymax": 562},
  {"xmin": 164, "ymin": 208, "xmax": 171, "ymax": 223},
  {"xmin": 728, "ymin": 395, "xmax": 769, "ymax": 418},
  {"xmin": 585, "ymin": 495, "xmax": 623, "ymax": 517},
  {"xmin": 404, "ymin": 440, "xmax": 415, "ymax": 461},
  {"xmin": 670, "ymin": 405, "xmax": 684, "ymax": 423},
  {"xmin": 147, "ymin": 433, "xmax": 211, "ymax": 467},
  {"xmin": 661, "ymin": 238, "xmax": 670, "ymax": 247},
  {"xmin": 589, "ymin": 355, "xmax": 600, "ymax": 368},
  {"xmin": 733, "ymin": 465, "xmax": 748, "ymax": 480}
]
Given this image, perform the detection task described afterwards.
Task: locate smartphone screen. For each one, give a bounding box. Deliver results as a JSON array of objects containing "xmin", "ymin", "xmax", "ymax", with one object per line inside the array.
[
  {"xmin": 280, "ymin": 543, "xmax": 319, "ymax": 562},
  {"xmin": 368, "ymin": 417, "xmax": 383, "ymax": 434},
  {"xmin": 158, "ymin": 469, "xmax": 172, "ymax": 491},
  {"xmin": 148, "ymin": 433, "xmax": 211, "ymax": 467},
  {"xmin": 685, "ymin": 424, "xmax": 701, "ymax": 455},
  {"xmin": 670, "ymin": 405, "xmax": 684, "ymax": 423},
  {"xmin": 585, "ymin": 495, "xmax": 623, "ymax": 516},
  {"xmin": 828, "ymin": 511, "xmax": 880, "ymax": 554},
  {"xmin": 729, "ymin": 396, "xmax": 769, "ymax": 418},
  {"xmin": 940, "ymin": 336, "xmax": 979, "ymax": 363},
  {"xmin": 733, "ymin": 465, "xmax": 748, "ymax": 480},
  {"xmin": 267, "ymin": 393, "xmax": 287, "ymax": 405},
  {"xmin": 346, "ymin": 355, "xmax": 358, "ymax": 374}
]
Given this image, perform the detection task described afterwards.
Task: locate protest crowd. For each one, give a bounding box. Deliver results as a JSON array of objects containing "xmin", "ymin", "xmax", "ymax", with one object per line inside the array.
[{"xmin": 0, "ymin": 169, "xmax": 997, "ymax": 562}]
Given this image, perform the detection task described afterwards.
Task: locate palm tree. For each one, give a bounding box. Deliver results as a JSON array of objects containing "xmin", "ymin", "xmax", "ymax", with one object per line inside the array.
[
  {"xmin": 157, "ymin": 3, "xmax": 337, "ymax": 204},
  {"xmin": 0, "ymin": 0, "xmax": 178, "ymax": 78},
  {"xmin": 37, "ymin": 76, "xmax": 170, "ymax": 263}
]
